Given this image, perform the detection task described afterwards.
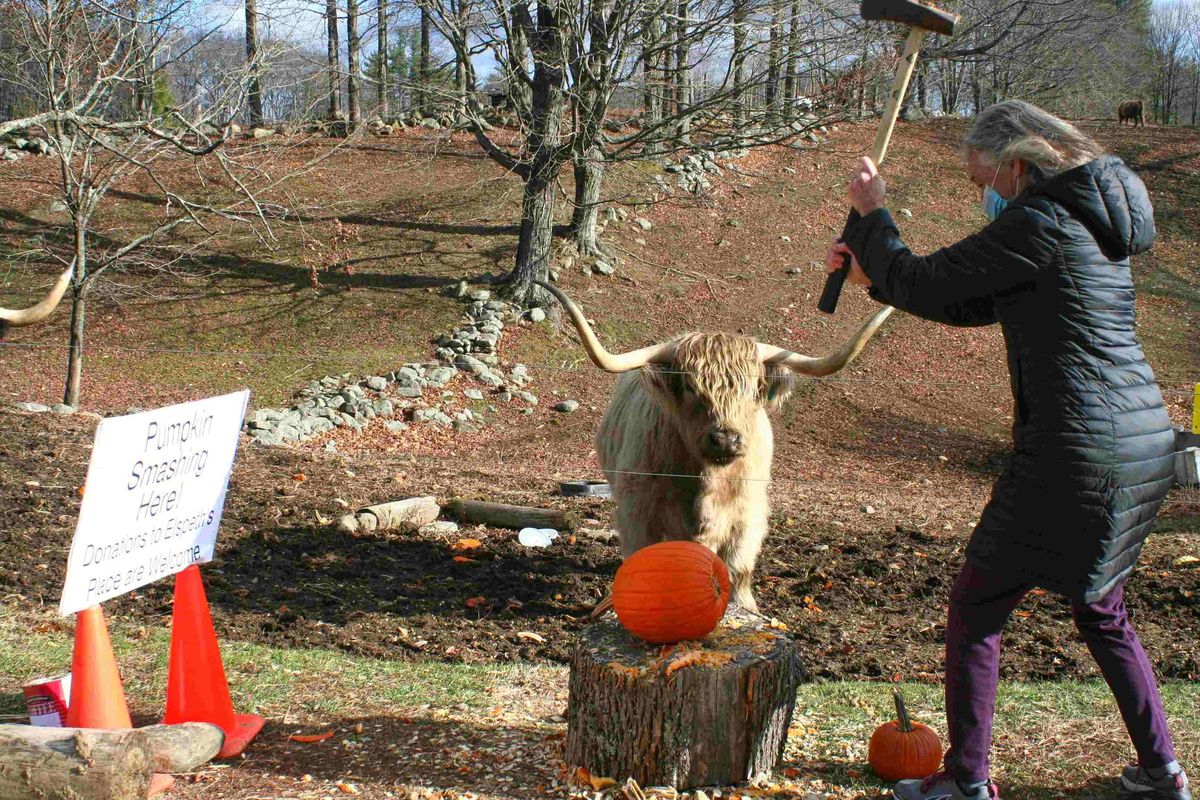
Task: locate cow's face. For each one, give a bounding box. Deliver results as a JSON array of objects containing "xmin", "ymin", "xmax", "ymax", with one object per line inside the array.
[{"xmin": 643, "ymin": 333, "xmax": 794, "ymax": 466}]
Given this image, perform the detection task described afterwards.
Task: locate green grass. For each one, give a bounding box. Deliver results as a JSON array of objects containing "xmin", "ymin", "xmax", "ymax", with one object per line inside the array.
[
  {"xmin": 2, "ymin": 607, "xmax": 1195, "ymax": 799},
  {"xmin": 0, "ymin": 610, "xmax": 506, "ymax": 721}
]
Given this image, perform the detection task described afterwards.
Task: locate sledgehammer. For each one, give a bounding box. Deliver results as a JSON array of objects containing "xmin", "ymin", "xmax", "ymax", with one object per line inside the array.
[{"xmin": 817, "ymin": 0, "xmax": 957, "ymax": 314}]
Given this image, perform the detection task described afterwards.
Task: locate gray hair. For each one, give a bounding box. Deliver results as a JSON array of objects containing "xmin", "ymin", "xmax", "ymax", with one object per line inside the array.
[{"xmin": 963, "ymin": 100, "xmax": 1104, "ymax": 184}]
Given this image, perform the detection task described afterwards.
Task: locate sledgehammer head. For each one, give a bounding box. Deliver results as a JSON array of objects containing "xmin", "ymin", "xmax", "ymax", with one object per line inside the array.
[{"xmin": 861, "ymin": 0, "xmax": 957, "ymax": 36}]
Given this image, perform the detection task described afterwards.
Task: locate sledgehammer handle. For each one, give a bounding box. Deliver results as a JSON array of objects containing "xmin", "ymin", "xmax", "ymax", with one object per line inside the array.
[
  {"xmin": 819, "ymin": 25, "xmax": 927, "ymax": 314},
  {"xmin": 817, "ymin": 208, "xmax": 860, "ymax": 314}
]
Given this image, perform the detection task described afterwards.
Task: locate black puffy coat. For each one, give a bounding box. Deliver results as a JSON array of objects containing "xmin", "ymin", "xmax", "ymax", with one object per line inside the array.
[{"xmin": 844, "ymin": 155, "xmax": 1176, "ymax": 603}]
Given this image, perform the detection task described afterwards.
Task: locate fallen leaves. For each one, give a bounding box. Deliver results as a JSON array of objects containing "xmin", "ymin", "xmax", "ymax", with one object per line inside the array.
[
  {"xmin": 288, "ymin": 731, "xmax": 333, "ymax": 743},
  {"xmin": 452, "ymin": 538, "xmax": 483, "ymax": 551},
  {"xmin": 335, "ymin": 782, "xmax": 360, "ymax": 795}
]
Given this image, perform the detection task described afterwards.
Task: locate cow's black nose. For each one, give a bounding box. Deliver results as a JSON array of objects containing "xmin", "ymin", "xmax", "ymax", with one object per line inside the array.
[{"xmin": 706, "ymin": 430, "xmax": 744, "ymax": 458}]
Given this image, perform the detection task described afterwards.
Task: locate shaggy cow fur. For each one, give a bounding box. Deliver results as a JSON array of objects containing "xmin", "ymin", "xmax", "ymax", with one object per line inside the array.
[{"xmin": 598, "ymin": 333, "xmax": 794, "ymax": 613}]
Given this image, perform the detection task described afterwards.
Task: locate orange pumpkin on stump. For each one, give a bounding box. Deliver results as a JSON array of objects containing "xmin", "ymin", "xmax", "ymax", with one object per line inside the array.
[
  {"xmin": 868, "ymin": 688, "xmax": 944, "ymax": 781},
  {"xmin": 612, "ymin": 541, "xmax": 730, "ymax": 643}
]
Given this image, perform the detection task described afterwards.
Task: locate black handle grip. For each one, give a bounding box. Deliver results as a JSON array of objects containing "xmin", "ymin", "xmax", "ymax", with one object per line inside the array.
[{"xmin": 817, "ymin": 208, "xmax": 862, "ymax": 314}]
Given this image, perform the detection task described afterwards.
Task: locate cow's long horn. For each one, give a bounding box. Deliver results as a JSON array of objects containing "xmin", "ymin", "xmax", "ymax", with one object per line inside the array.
[
  {"xmin": 0, "ymin": 267, "xmax": 73, "ymax": 327},
  {"xmin": 535, "ymin": 281, "xmax": 675, "ymax": 373},
  {"xmin": 756, "ymin": 305, "xmax": 894, "ymax": 376}
]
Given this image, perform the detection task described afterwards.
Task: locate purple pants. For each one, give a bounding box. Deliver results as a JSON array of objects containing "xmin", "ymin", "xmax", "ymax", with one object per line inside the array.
[{"xmin": 942, "ymin": 560, "xmax": 1177, "ymax": 783}]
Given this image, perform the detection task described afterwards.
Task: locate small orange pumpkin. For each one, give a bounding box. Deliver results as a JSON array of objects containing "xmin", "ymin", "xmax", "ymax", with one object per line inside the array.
[
  {"xmin": 868, "ymin": 688, "xmax": 944, "ymax": 781},
  {"xmin": 612, "ymin": 541, "xmax": 730, "ymax": 643}
]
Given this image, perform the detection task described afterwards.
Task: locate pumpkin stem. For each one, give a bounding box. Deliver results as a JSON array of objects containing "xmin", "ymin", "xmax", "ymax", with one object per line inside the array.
[{"xmin": 893, "ymin": 687, "xmax": 913, "ymax": 733}]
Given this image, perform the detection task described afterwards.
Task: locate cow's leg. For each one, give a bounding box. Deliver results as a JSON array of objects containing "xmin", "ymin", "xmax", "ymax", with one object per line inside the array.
[
  {"xmin": 722, "ymin": 511, "xmax": 767, "ymax": 614},
  {"xmin": 592, "ymin": 475, "xmax": 683, "ymax": 620}
]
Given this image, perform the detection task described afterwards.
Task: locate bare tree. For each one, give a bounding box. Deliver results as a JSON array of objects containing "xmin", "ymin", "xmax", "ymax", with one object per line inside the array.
[
  {"xmin": 1, "ymin": 0, "xmax": 310, "ymax": 406},
  {"xmin": 674, "ymin": 0, "xmax": 691, "ymax": 142},
  {"xmin": 766, "ymin": 0, "xmax": 783, "ymax": 119},
  {"xmin": 377, "ymin": 0, "xmax": 390, "ymax": 117},
  {"xmin": 419, "ymin": 4, "xmax": 431, "ymax": 114},
  {"xmin": 783, "ymin": 0, "xmax": 799, "ymax": 117},
  {"xmin": 327, "ymin": 0, "xmax": 341, "ymax": 119},
  {"xmin": 246, "ymin": 0, "xmax": 264, "ymax": 125},
  {"xmin": 731, "ymin": 0, "xmax": 748, "ymax": 127},
  {"xmin": 347, "ymin": 0, "xmax": 362, "ymax": 124},
  {"xmin": 1150, "ymin": 0, "xmax": 1194, "ymax": 123}
]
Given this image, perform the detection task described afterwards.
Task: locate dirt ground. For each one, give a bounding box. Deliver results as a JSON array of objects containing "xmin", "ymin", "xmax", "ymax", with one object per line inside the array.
[{"xmin": 2, "ymin": 404, "xmax": 1196, "ymax": 684}]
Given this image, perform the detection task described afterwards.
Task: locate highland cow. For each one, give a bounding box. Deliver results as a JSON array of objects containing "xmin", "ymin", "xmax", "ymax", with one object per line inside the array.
[
  {"xmin": 539, "ymin": 281, "xmax": 892, "ymax": 613},
  {"xmin": 1118, "ymin": 100, "xmax": 1146, "ymax": 127}
]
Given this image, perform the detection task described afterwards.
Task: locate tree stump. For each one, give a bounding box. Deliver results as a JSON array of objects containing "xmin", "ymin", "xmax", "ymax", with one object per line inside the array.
[{"xmin": 566, "ymin": 607, "xmax": 803, "ymax": 790}]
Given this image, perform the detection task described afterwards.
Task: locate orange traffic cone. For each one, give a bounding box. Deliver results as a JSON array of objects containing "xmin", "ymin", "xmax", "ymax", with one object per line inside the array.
[
  {"xmin": 66, "ymin": 605, "xmax": 132, "ymax": 729},
  {"xmin": 67, "ymin": 606, "xmax": 174, "ymax": 796},
  {"xmin": 163, "ymin": 565, "xmax": 263, "ymax": 758}
]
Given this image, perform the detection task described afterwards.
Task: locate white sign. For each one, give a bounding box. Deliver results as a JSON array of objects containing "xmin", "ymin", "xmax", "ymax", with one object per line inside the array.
[{"xmin": 59, "ymin": 391, "xmax": 250, "ymax": 615}]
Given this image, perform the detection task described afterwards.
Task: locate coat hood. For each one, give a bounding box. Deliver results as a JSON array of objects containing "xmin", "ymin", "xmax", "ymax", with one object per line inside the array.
[{"xmin": 1024, "ymin": 155, "xmax": 1155, "ymax": 259}]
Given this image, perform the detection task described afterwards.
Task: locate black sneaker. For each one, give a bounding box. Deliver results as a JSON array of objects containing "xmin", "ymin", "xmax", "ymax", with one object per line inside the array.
[{"xmin": 1122, "ymin": 763, "xmax": 1192, "ymax": 800}]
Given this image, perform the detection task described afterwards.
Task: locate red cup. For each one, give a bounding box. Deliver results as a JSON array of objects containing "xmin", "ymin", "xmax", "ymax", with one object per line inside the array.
[{"xmin": 24, "ymin": 673, "xmax": 72, "ymax": 727}]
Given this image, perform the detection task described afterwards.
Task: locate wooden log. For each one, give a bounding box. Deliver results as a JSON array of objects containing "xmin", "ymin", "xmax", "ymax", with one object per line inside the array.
[
  {"xmin": 566, "ymin": 606, "xmax": 803, "ymax": 790},
  {"xmin": 447, "ymin": 498, "xmax": 579, "ymax": 531},
  {"xmin": 0, "ymin": 722, "xmax": 223, "ymax": 800},
  {"xmin": 359, "ymin": 496, "xmax": 441, "ymax": 531},
  {"xmin": 337, "ymin": 496, "xmax": 441, "ymax": 534}
]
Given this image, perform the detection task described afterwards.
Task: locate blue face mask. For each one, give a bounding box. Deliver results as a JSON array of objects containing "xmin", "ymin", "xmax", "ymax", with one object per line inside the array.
[
  {"xmin": 982, "ymin": 185, "xmax": 1008, "ymax": 221},
  {"xmin": 981, "ymin": 161, "xmax": 1013, "ymax": 221}
]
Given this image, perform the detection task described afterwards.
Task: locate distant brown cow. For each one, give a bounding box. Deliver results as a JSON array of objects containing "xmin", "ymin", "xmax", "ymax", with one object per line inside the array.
[
  {"xmin": 1118, "ymin": 100, "xmax": 1146, "ymax": 127},
  {"xmin": 0, "ymin": 267, "xmax": 73, "ymax": 338},
  {"xmin": 538, "ymin": 281, "xmax": 892, "ymax": 613}
]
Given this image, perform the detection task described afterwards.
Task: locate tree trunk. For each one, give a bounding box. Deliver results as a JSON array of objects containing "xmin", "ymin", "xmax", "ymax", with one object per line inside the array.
[
  {"xmin": 131, "ymin": 23, "xmax": 148, "ymax": 117},
  {"xmin": 766, "ymin": 0, "xmax": 782, "ymax": 120},
  {"xmin": 662, "ymin": 16, "xmax": 677, "ymax": 121},
  {"xmin": 732, "ymin": 0, "xmax": 747, "ymax": 128},
  {"xmin": 506, "ymin": 4, "xmax": 567, "ymax": 307},
  {"xmin": 63, "ymin": 224, "xmax": 87, "ymax": 408},
  {"xmin": 571, "ymin": 144, "xmax": 605, "ymax": 257},
  {"xmin": 0, "ymin": 722, "xmax": 223, "ymax": 800},
  {"xmin": 917, "ymin": 59, "xmax": 927, "ymax": 114},
  {"xmin": 855, "ymin": 43, "xmax": 868, "ymax": 118},
  {"xmin": 346, "ymin": 0, "xmax": 361, "ymax": 125},
  {"xmin": 245, "ymin": 0, "xmax": 263, "ymax": 126},
  {"xmin": 509, "ymin": 173, "xmax": 557, "ymax": 306},
  {"xmin": 64, "ymin": 283, "xmax": 85, "ymax": 408},
  {"xmin": 509, "ymin": 6, "xmax": 532, "ymax": 114},
  {"xmin": 675, "ymin": 0, "xmax": 690, "ymax": 143},
  {"xmin": 566, "ymin": 606, "xmax": 803, "ymax": 789},
  {"xmin": 377, "ymin": 0, "xmax": 389, "ymax": 117},
  {"xmin": 971, "ymin": 62, "xmax": 981, "ymax": 114},
  {"xmin": 455, "ymin": 51, "xmax": 468, "ymax": 118},
  {"xmin": 420, "ymin": 7, "xmax": 431, "ymax": 115},
  {"xmin": 784, "ymin": 0, "xmax": 799, "ymax": 120},
  {"xmin": 327, "ymin": 0, "xmax": 340, "ymax": 119},
  {"xmin": 642, "ymin": 9, "xmax": 661, "ymax": 157}
]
